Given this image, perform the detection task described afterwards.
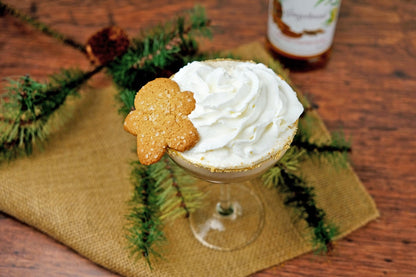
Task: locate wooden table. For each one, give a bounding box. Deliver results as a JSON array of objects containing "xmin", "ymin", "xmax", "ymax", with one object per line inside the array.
[{"xmin": 1, "ymin": 0, "xmax": 415, "ymax": 276}]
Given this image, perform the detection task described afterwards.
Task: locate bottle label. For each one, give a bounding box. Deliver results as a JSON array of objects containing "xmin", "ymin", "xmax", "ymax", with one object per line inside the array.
[{"xmin": 267, "ymin": 0, "xmax": 341, "ymax": 57}]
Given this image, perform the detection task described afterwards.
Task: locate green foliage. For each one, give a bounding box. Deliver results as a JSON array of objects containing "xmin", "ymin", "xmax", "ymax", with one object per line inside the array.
[
  {"xmin": 125, "ymin": 157, "xmax": 203, "ymax": 268},
  {"xmin": 126, "ymin": 161, "xmax": 166, "ymax": 269},
  {"xmin": 260, "ymin": 96, "xmax": 351, "ymax": 252},
  {"xmin": 1, "ymin": 2, "xmax": 350, "ymax": 266},
  {"xmin": 262, "ymin": 147, "xmax": 338, "ymax": 253},
  {"xmin": 293, "ymin": 112, "xmax": 352, "ymax": 168},
  {"xmin": 106, "ymin": 5, "xmax": 212, "ymax": 116},
  {"xmin": 151, "ymin": 157, "xmax": 203, "ymax": 221},
  {"xmin": 0, "ymin": 68, "xmax": 100, "ymax": 162}
]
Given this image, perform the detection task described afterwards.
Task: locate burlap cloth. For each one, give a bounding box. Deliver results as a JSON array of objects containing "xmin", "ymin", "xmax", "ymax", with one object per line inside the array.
[{"xmin": 0, "ymin": 41, "xmax": 379, "ymax": 277}]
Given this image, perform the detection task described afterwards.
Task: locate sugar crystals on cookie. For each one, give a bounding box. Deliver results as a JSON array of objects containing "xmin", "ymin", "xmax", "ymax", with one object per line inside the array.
[{"xmin": 123, "ymin": 78, "xmax": 199, "ymax": 165}]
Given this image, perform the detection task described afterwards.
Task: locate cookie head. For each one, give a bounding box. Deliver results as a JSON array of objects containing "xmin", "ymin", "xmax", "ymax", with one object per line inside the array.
[{"xmin": 124, "ymin": 78, "xmax": 199, "ymax": 165}]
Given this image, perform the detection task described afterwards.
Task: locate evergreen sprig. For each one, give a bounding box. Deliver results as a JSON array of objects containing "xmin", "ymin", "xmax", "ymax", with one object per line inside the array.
[
  {"xmin": 151, "ymin": 156, "xmax": 203, "ymax": 221},
  {"xmin": 0, "ymin": 67, "xmax": 102, "ymax": 162},
  {"xmin": 106, "ymin": 5, "xmax": 212, "ymax": 116},
  {"xmin": 126, "ymin": 161, "xmax": 165, "ymax": 269},
  {"xmin": 293, "ymin": 113, "xmax": 352, "ymax": 168},
  {"xmin": 126, "ymin": 157, "xmax": 203, "ymax": 268},
  {"xmin": 262, "ymin": 147, "xmax": 338, "ymax": 253},
  {"xmin": 1, "ymin": 2, "xmax": 350, "ymax": 267}
]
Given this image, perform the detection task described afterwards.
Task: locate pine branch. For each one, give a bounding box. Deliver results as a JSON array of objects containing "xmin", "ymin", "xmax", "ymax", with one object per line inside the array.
[
  {"xmin": 293, "ymin": 135, "xmax": 351, "ymax": 154},
  {"xmin": 1, "ymin": 1, "xmax": 347, "ymax": 263},
  {"xmin": 0, "ymin": 66, "xmax": 102, "ymax": 162},
  {"xmin": 155, "ymin": 156, "xmax": 203, "ymax": 221},
  {"xmin": 293, "ymin": 92, "xmax": 351, "ymax": 155},
  {"xmin": 107, "ymin": 5, "xmax": 212, "ymax": 116},
  {"xmin": 0, "ymin": 1, "xmax": 86, "ymax": 53},
  {"xmin": 293, "ymin": 111, "xmax": 352, "ymax": 168},
  {"xmin": 277, "ymin": 169, "xmax": 337, "ymax": 253},
  {"xmin": 126, "ymin": 161, "xmax": 165, "ymax": 269},
  {"xmin": 262, "ymin": 149, "xmax": 338, "ymax": 253},
  {"xmin": 126, "ymin": 157, "xmax": 202, "ymax": 268}
]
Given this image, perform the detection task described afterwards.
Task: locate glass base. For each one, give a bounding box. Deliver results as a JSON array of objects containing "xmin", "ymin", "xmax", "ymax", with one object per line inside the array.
[{"xmin": 189, "ymin": 182, "xmax": 264, "ymax": 251}]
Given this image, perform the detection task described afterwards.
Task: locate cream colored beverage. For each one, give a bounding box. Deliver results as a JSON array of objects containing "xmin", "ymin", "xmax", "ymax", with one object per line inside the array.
[{"xmin": 170, "ymin": 60, "xmax": 303, "ymax": 176}]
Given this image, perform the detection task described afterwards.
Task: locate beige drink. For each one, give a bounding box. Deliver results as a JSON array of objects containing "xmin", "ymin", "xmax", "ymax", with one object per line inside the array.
[
  {"xmin": 169, "ymin": 59, "xmax": 303, "ymax": 182},
  {"xmin": 168, "ymin": 59, "xmax": 304, "ymax": 251}
]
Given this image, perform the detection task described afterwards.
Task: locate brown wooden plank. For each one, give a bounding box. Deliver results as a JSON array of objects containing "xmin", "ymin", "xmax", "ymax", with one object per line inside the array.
[{"xmin": 1, "ymin": 0, "xmax": 415, "ymax": 276}]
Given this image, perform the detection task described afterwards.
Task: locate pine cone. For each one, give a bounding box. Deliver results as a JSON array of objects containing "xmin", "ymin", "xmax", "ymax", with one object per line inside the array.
[{"xmin": 86, "ymin": 26, "xmax": 130, "ymax": 65}]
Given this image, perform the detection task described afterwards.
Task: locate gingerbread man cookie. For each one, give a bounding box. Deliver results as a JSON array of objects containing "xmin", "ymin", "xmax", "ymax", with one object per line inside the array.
[{"xmin": 124, "ymin": 78, "xmax": 199, "ymax": 165}]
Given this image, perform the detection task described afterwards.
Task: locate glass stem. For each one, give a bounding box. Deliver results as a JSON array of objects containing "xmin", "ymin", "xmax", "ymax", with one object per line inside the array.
[{"xmin": 217, "ymin": 183, "xmax": 234, "ymax": 216}]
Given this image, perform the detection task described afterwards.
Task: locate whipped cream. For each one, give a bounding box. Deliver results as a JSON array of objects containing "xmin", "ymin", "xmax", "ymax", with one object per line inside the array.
[{"xmin": 171, "ymin": 60, "xmax": 304, "ymax": 169}]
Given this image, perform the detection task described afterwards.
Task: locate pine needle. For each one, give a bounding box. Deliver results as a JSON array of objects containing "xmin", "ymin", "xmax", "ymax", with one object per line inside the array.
[
  {"xmin": 107, "ymin": 5, "xmax": 212, "ymax": 116},
  {"xmin": 126, "ymin": 161, "xmax": 166, "ymax": 269},
  {"xmin": 1, "ymin": 2, "xmax": 351, "ymax": 265},
  {"xmin": 0, "ymin": 67, "xmax": 102, "ymax": 162},
  {"xmin": 293, "ymin": 113, "xmax": 352, "ymax": 168},
  {"xmin": 125, "ymin": 157, "xmax": 202, "ymax": 268},
  {"xmin": 262, "ymin": 147, "xmax": 338, "ymax": 253}
]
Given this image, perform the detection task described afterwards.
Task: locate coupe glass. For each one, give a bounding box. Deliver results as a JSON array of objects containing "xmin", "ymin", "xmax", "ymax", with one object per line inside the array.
[{"xmin": 168, "ymin": 130, "xmax": 295, "ymax": 251}]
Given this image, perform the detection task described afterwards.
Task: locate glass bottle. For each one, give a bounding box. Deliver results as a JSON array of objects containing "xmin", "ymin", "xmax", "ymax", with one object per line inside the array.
[{"xmin": 266, "ymin": 0, "xmax": 342, "ymax": 71}]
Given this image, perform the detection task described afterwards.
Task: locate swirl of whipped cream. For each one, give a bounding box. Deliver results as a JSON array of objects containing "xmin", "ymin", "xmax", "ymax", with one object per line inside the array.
[{"xmin": 171, "ymin": 60, "xmax": 304, "ymax": 169}]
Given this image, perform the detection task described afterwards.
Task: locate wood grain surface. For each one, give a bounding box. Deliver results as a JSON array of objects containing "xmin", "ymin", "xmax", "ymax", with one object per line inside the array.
[{"xmin": 1, "ymin": 0, "xmax": 415, "ymax": 276}]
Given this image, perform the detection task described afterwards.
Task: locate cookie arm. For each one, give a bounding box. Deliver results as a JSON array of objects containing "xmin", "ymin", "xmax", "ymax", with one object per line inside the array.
[
  {"xmin": 123, "ymin": 110, "xmax": 141, "ymax": 135},
  {"xmin": 172, "ymin": 91, "xmax": 196, "ymax": 115},
  {"xmin": 136, "ymin": 134, "xmax": 167, "ymax": 165},
  {"xmin": 166, "ymin": 119, "xmax": 199, "ymax": 152}
]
